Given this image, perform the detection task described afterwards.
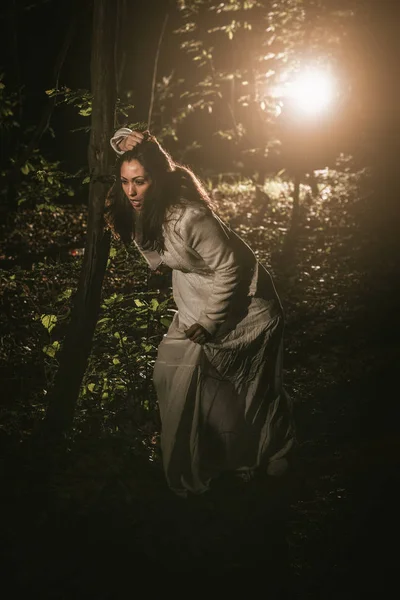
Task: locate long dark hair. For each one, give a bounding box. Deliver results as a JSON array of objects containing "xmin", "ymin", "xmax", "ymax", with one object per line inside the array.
[{"xmin": 105, "ymin": 133, "xmax": 214, "ymax": 251}]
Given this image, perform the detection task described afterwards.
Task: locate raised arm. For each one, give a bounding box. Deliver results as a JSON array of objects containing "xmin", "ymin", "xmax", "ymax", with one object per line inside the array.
[{"xmin": 110, "ymin": 128, "xmax": 145, "ymax": 154}]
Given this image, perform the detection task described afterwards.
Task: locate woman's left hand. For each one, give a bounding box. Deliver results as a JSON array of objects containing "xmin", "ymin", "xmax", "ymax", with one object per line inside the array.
[{"xmin": 184, "ymin": 323, "xmax": 212, "ymax": 345}]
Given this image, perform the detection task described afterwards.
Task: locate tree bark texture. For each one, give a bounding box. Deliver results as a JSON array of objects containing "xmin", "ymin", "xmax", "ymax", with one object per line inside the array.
[{"xmin": 41, "ymin": 0, "xmax": 117, "ymax": 441}]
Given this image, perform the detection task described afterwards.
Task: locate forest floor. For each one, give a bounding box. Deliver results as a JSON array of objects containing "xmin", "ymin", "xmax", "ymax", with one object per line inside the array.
[{"xmin": 1, "ymin": 167, "xmax": 400, "ymax": 598}]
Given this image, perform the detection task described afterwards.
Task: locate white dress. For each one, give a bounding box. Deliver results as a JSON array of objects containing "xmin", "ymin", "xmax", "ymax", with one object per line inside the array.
[{"xmin": 137, "ymin": 203, "xmax": 295, "ymax": 496}]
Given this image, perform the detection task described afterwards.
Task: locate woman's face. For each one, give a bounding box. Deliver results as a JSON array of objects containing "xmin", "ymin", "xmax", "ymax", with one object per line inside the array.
[{"xmin": 120, "ymin": 159, "xmax": 152, "ymax": 212}]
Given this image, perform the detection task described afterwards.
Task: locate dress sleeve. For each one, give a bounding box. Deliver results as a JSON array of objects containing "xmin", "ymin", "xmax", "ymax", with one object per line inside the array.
[
  {"xmin": 110, "ymin": 127, "xmax": 133, "ymax": 155},
  {"xmin": 178, "ymin": 207, "xmax": 241, "ymax": 337},
  {"xmin": 133, "ymin": 241, "xmax": 163, "ymax": 270}
]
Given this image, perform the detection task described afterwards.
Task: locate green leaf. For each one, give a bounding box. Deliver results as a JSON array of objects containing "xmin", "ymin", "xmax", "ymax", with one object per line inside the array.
[
  {"xmin": 43, "ymin": 344, "xmax": 56, "ymax": 358},
  {"xmin": 42, "ymin": 341, "xmax": 59, "ymax": 358},
  {"xmin": 112, "ymin": 358, "xmax": 120, "ymax": 365},
  {"xmin": 87, "ymin": 383, "xmax": 95, "ymax": 392},
  {"xmin": 150, "ymin": 298, "xmax": 159, "ymax": 311},
  {"xmin": 56, "ymin": 288, "xmax": 72, "ymax": 301},
  {"xmin": 79, "ymin": 107, "xmax": 92, "ymax": 117},
  {"xmin": 41, "ymin": 314, "xmax": 57, "ymax": 333}
]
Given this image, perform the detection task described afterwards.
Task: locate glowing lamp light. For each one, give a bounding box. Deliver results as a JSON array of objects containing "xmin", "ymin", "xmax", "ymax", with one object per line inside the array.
[{"xmin": 286, "ymin": 68, "xmax": 336, "ymax": 116}]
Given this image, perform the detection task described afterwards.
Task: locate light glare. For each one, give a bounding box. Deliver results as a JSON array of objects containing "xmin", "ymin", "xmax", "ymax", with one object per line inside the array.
[{"xmin": 287, "ymin": 69, "xmax": 335, "ymax": 115}]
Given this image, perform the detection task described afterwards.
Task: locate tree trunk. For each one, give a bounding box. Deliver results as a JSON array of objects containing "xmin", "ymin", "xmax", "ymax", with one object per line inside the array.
[
  {"xmin": 292, "ymin": 172, "xmax": 301, "ymax": 226},
  {"xmin": 39, "ymin": 0, "xmax": 117, "ymax": 443},
  {"xmin": 281, "ymin": 172, "xmax": 301, "ymax": 261}
]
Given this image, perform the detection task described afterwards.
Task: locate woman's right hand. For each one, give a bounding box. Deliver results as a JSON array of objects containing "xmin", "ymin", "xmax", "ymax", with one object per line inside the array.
[{"xmin": 117, "ymin": 130, "xmax": 145, "ymax": 152}]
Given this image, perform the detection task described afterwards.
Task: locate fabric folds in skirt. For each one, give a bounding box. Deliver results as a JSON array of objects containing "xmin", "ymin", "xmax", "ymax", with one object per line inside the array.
[{"xmin": 153, "ymin": 267, "xmax": 295, "ymax": 497}]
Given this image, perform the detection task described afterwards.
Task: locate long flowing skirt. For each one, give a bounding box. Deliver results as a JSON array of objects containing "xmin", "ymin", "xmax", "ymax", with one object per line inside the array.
[{"xmin": 153, "ymin": 269, "xmax": 295, "ymax": 496}]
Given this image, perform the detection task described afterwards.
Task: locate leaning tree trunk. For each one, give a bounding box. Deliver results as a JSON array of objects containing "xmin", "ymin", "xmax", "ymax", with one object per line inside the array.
[{"xmin": 40, "ymin": 0, "xmax": 117, "ymax": 443}]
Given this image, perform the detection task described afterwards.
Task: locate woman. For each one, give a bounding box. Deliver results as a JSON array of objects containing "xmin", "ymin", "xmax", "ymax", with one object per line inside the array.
[{"xmin": 107, "ymin": 129, "xmax": 295, "ymax": 497}]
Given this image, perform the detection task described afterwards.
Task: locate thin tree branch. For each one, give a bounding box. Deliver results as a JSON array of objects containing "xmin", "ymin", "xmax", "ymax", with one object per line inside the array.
[
  {"xmin": 147, "ymin": 11, "xmax": 169, "ymax": 130},
  {"xmin": 114, "ymin": 0, "xmax": 127, "ymax": 105}
]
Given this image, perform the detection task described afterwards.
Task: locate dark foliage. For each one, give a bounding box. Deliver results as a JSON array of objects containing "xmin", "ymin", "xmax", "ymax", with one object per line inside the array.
[{"xmin": 1, "ymin": 159, "xmax": 399, "ymax": 596}]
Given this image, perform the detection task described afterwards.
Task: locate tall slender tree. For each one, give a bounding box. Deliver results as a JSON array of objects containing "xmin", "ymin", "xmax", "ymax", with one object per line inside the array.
[{"xmin": 40, "ymin": 0, "xmax": 119, "ymax": 443}]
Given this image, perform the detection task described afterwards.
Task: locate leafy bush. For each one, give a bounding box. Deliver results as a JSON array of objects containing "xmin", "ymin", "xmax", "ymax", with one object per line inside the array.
[
  {"xmin": 0, "ymin": 226, "xmax": 174, "ymax": 458},
  {"xmin": 16, "ymin": 150, "xmax": 76, "ymax": 208}
]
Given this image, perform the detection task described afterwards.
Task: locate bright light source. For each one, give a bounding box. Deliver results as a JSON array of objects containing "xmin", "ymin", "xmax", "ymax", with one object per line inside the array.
[{"xmin": 286, "ymin": 68, "xmax": 336, "ymax": 115}]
